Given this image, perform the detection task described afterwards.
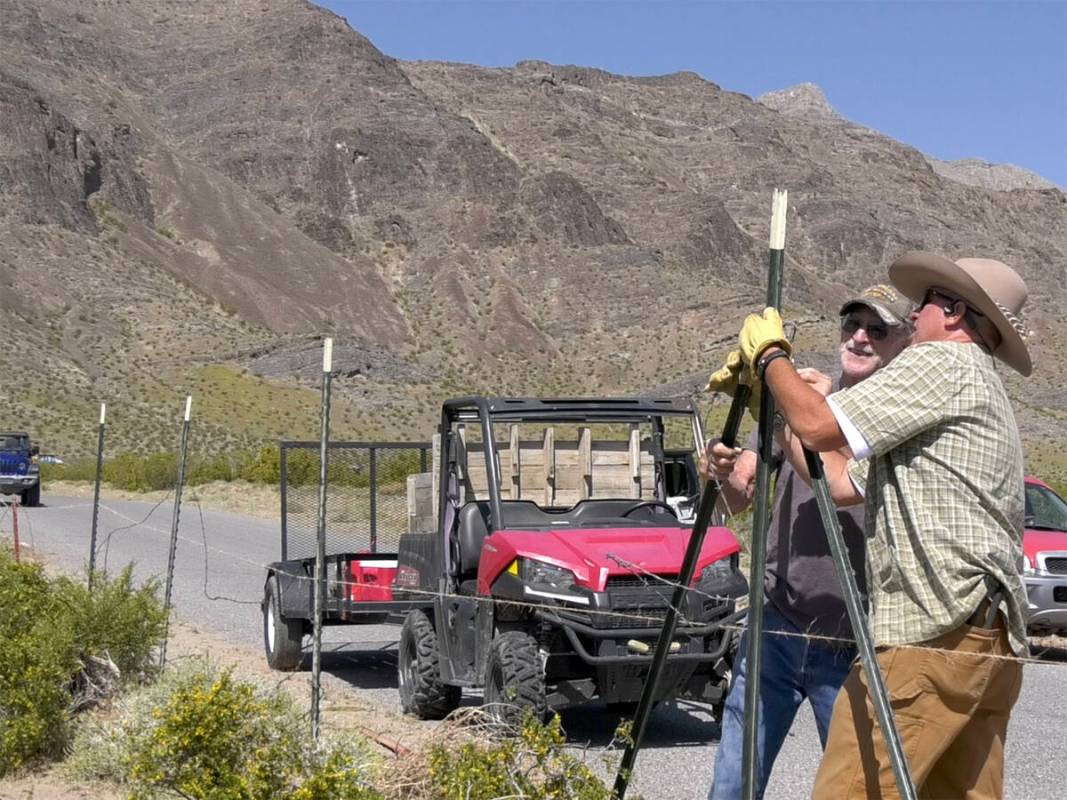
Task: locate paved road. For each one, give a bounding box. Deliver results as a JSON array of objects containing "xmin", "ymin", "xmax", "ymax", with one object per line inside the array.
[{"xmin": 5, "ymin": 492, "xmax": 1066, "ymax": 799}]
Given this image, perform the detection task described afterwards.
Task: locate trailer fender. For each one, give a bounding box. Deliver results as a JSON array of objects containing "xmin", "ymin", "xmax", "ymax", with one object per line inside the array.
[{"xmin": 265, "ymin": 561, "xmax": 313, "ymax": 620}]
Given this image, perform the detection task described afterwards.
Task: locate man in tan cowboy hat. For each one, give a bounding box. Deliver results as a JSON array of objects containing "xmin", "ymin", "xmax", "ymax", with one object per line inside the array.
[{"xmin": 721, "ymin": 252, "xmax": 1031, "ymax": 799}]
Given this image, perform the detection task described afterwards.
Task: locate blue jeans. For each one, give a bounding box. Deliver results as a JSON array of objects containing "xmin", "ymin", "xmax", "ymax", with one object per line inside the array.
[{"xmin": 709, "ymin": 607, "xmax": 855, "ymax": 800}]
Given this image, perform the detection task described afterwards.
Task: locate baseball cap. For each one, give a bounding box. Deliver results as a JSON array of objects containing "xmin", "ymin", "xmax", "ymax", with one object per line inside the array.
[{"xmin": 839, "ymin": 284, "xmax": 912, "ymax": 327}]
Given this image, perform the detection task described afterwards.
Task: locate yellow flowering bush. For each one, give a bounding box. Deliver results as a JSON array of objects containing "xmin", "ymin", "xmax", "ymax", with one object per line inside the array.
[{"xmin": 67, "ymin": 659, "xmax": 380, "ymax": 799}]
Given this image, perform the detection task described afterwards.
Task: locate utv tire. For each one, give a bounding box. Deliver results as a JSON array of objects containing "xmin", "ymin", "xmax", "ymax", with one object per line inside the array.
[
  {"xmin": 483, "ymin": 630, "xmax": 547, "ymax": 727},
  {"xmin": 22, "ymin": 482, "xmax": 40, "ymax": 507},
  {"xmin": 398, "ymin": 610, "xmax": 461, "ymax": 719},
  {"xmin": 263, "ymin": 578, "xmax": 303, "ymax": 671}
]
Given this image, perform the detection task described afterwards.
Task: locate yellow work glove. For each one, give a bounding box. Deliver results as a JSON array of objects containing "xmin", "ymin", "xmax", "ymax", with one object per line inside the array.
[
  {"xmin": 705, "ymin": 350, "xmax": 762, "ymax": 419},
  {"xmin": 739, "ymin": 307, "xmax": 792, "ymax": 367}
]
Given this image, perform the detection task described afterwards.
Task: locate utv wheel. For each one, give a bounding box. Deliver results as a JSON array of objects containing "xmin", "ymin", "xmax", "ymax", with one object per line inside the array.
[
  {"xmin": 263, "ymin": 578, "xmax": 303, "ymax": 671},
  {"xmin": 398, "ymin": 610, "xmax": 461, "ymax": 719},
  {"xmin": 483, "ymin": 630, "xmax": 547, "ymax": 727}
]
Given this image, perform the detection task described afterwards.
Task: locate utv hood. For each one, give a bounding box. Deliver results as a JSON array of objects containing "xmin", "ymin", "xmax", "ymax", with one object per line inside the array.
[{"xmin": 479, "ymin": 526, "xmax": 740, "ymax": 593}]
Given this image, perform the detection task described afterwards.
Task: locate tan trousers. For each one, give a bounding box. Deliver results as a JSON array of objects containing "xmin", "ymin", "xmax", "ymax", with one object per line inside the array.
[{"xmin": 812, "ymin": 620, "xmax": 1023, "ymax": 800}]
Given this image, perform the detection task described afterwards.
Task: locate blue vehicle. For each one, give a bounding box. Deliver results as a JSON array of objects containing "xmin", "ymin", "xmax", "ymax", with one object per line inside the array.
[{"xmin": 0, "ymin": 432, "xmax": 41, "ymax": 506}]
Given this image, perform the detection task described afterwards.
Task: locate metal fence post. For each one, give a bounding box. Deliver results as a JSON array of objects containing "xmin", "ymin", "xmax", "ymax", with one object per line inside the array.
[
  {"xmin": 612, "ymin": 192, "xmax": 788, "ymax": 800},
  {"xmin": 741, "ymin": 188, "xmax": 788, "ymax": 800},
  {"xmin": 88, "ymin": 403, "xmax": 106, "ymax": 590},
  {"xmin": 311, "ymin": 338, "xmax": 333, "ymax": 741},
  {"xmin": 802, "ymin": 451, "xmax": 917, "ymax": 798},
  {"xmin": 369, "ymin": 447, "xmax": 377, "ymax": 553},
  {"xmin": 160, "ymin": 395, "xmax": 192, "ymax": 670},
  {"xmin": 11, "ymin": 496, "xmax": 20, "ymax": 563},
  {"xmin": 280, "ymin": 444, "xmax": 289, "ymax": 562}
]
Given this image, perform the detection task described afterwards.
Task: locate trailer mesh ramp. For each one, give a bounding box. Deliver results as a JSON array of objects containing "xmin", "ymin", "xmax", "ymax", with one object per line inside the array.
[{"xmin": 279, "ymin": 441, "xmax": 430, "ymax": 561}]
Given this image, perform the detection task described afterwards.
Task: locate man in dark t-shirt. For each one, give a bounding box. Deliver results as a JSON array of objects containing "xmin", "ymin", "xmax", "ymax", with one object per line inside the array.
[{"xmin": 703, "ymin": 285, "xmax": 912, "ymax": 800}]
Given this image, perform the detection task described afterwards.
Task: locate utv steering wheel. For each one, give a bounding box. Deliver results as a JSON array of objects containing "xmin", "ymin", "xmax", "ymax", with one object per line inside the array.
[{"xmin": 621, "ymin": 501, "xmax": 679, "ymax": 520}]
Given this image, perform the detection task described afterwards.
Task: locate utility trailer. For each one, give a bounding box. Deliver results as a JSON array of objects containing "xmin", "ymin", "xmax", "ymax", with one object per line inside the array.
[
  {"xmin": 262, "ymin": 441, "xmax": 435, "ymax": 670},
  {"xmin": 263, "ymin": 397, "xmax": 748, "ymax": 724}
]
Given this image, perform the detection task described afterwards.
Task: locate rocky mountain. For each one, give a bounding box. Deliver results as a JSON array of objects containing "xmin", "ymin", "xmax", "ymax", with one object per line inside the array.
[
  {"xmin": 926, "ymin": 157, "xmax": 1060, "ymax": 192},
  {"xmin": 2, "ymin": 0, "xmax": 1065, "ymax": 478}
]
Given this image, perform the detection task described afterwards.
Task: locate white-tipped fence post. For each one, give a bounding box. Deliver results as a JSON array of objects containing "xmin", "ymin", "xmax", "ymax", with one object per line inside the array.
[
  {"xmin": 88, "ymin": 402, "xmax": 106, "ymax": 590},
  {"xmin": 311, "ymin": 337, "xmax": 333, "ymax": 740},
  {"xmin": 160, "ymin": 395, "xmax": 192, "ymax": 670}
]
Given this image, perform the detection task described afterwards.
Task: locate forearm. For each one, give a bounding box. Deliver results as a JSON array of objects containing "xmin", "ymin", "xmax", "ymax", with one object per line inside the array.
[
  {"xmin": 776, "ymin": 427, "xmax": 863, "ymax": 506},
  {"xmin": 761, "ymin": 348, "xmax": 847, "ymax": 452}
]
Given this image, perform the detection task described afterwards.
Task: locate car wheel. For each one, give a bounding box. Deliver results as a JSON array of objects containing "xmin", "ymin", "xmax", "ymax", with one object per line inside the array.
[
  {"xmin": 483, "ymin": 630, "xmax": 547, "ymax": 727},
  {"xmin": 398, "ymin": 610, "xmax": 460, "ymax": 719},
  {"xmin": 22, "ymin": 482, "xmax": 41, "ymax": 507},
  {"xmin": 263, "ymin": 577, "xmax": 303, "ymax": 671}
]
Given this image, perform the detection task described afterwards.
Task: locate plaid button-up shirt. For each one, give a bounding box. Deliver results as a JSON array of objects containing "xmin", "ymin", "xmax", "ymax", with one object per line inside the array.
[{"xmin": 830, "ymin": 341, "xmax": 1028, "ymax": 655}]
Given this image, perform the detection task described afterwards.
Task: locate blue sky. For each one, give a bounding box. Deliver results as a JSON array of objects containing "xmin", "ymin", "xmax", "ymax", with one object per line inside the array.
[{"xmin": 320, "ymin": 1, "xmax": 1066, "ymax": 189}]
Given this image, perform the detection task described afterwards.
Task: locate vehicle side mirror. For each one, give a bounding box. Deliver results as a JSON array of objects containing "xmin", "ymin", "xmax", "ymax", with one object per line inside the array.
[{"xmin": 31, "ymin": 445, "xmax": 39, "ymax": 456}]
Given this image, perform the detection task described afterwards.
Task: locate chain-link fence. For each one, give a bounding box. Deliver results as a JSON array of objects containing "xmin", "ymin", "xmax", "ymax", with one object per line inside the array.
[{"xmin": 279, "ymin": 441, "xmax": 430, "ymax": 561}]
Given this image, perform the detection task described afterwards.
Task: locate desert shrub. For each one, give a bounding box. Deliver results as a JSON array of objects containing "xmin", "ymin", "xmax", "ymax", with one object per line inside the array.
[
  {"xmin": 187, "ymin": 451, "xmax": 245, "ymax": 485},
  {"xmin": 67, "ymin": 660, "xmax": 380, "ymax": 799},
  {"xmin": 426, "ymin": 714, "xmax": 618, "ymax": 800},
  {"xmin": 101, "ymin": 451, "xmax": 178, "ymax": 492},
  {"xmin": 40, "ymin": 458, "xmax": 99, "ymax": 484},
  {"xmin": 238, "ymin": 444, "xmax": 284, "ymax": 485},
  {"xmin": 0, "ymin": 550, "xmax": 166, "ymax": 776},
  {"xmin": 0, "ymin": 549, "xmax": 77, "ymax": 775},
  {"xmin": 58, "ymin": 565, "xmax": 167, "ymax": 682}
]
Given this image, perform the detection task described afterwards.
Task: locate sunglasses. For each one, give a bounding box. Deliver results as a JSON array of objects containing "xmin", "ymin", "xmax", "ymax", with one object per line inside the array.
[
  {"xmin": 840, "ymin": 316, "xmax": 891, "ymax": 341},
  {"xmin": 920, "ymin": 288, "xmax": 985, "ymax": 318}
]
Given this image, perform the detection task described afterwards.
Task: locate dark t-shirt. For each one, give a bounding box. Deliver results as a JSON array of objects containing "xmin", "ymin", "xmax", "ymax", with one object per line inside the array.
[{"xmin": 745, "ymin": 429, "xmax": 867, "ymax": 643}]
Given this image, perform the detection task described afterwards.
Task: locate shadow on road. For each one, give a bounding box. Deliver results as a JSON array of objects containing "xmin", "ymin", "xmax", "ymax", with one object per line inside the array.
[
  {"xmin": 318, "ymin": 646, "xmax": 400, "ymax": 690},
  {"xmin": 558, "ymin": 701, "xmax": 721, "ymax": 749}
]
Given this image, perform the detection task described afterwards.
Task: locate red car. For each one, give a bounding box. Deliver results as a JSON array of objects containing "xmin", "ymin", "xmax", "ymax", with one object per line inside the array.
[{"xmin": 1023, "ymin": 476, "xmax": 1067, "ymax": 636}]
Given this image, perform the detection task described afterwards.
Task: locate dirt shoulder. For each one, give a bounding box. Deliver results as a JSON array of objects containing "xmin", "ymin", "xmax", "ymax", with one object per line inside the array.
[{"xmin": 44, "ymin": 479, "xmax": 281, "ymax": 521}]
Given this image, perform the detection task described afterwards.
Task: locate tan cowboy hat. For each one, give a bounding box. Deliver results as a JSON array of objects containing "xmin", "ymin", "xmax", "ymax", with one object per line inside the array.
[{"xmin": 888, "ymin": 251, "xmax": 1032, "ymax": 376}]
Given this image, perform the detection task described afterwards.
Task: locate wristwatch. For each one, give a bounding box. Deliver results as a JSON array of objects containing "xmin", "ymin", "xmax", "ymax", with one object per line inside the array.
[{"xmin": 757, "ymin": 348, "xmax": 791, "ymax": 380}]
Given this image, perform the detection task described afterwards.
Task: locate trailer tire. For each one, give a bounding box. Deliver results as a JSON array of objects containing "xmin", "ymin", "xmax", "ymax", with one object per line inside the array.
[
  {"xmin": 263, "ymin": 578, "xmax": 303, "ymax": 671},
  {"xmin": 483, "ymin": 630, "xmax": 547, "ymax": 727},
  {"xmin": 398, "ymin": 610, "xmax": 460, "ymax": 719}
]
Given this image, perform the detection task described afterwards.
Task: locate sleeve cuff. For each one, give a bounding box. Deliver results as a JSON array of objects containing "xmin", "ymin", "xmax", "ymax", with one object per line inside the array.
[{"xmin": 827, "ymin": 395, "xmax": 873, "ymax": 461}]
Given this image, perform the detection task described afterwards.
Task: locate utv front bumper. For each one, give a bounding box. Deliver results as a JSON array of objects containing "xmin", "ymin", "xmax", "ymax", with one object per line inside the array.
[{"xmin": 497, "ymin": 565, "xmax": 749, "ymax": 666}]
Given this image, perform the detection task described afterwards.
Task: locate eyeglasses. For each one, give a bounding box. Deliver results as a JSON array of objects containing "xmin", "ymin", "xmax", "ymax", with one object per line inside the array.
[{"xmin": 840, "ymin": 316, "xmax": 890, "ymax": 341}]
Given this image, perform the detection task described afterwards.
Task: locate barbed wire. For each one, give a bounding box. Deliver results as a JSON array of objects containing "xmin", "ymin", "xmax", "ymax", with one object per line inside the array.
[{"xmin": 10, "ymin": 495, "xmax": 1066, "ymax": 670}]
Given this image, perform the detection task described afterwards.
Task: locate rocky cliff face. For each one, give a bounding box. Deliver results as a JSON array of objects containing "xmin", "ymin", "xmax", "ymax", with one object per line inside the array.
[{"xmin": 2, "ymin": 0, "xmax": 1065, "ymax": 461}]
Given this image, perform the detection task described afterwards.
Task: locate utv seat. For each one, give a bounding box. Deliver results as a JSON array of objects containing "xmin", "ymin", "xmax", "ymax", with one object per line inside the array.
[{"xmin": 454, "ymin": 500, "xmax": 555, "ymax": 577}]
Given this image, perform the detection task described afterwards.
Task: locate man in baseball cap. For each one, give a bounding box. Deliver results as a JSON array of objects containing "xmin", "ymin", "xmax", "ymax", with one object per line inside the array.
[
  {"xmin": 702, "ymin": 283, "xmax": 910, "ymax": 799},
  {"xmin": 726, "ymin": 252, "xmax": 1031, "ymax": 798}
]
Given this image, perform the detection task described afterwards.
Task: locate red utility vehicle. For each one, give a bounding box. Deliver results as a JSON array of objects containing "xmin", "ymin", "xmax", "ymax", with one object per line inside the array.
[{"xmin": 262, "ymin": 397, "xmax": 747, "ymax": 725}]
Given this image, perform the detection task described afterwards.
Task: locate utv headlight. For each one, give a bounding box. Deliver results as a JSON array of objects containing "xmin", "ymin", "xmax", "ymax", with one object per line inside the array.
[
  {"xmin": 518, "ymin": 558, "xmax": 588, "ymax": 604},
  {"xmin": 697, "ymin": 555, "xmax": 736, "ymax": 587},
  {"xmin": 521, "ymin": 558, "xmax": 577, "ymax": 592}
]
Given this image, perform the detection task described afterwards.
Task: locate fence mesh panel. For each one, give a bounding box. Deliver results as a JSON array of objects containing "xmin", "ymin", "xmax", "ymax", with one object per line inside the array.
[{"xmin": 281, "ymin": 442, "xmax": 430, "ymax": 561}]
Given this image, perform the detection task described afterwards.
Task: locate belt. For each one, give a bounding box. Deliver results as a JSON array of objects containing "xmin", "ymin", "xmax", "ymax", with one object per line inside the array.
[{"xmin": 966, "ymin": 589, "xmax": 1004, "ymax": 628}]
